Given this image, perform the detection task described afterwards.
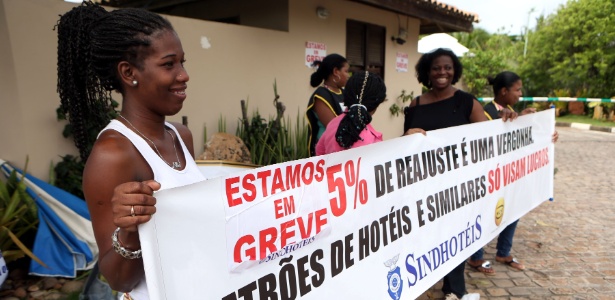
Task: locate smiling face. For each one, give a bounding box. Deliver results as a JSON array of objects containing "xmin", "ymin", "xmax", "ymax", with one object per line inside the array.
[
  {"xmin": 502, "ymin": 79, "xmax": 523, "ymax": 106},
  {"xmin": 132, "ymin": 29, "xmax": 189, "ymax": 116},
  {"xmin": 429, "ymin": 55, "xmax": 454, "ymax": 90}
]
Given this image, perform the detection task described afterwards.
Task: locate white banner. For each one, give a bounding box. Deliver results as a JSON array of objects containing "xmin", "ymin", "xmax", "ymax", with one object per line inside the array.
[{"xmin": 140, "ymin": 110, "xmax": 555, "ymax": 300}]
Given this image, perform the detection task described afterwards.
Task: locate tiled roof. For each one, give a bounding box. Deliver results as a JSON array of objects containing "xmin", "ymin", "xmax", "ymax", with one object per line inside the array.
[
  {"xmin": 420, "ymin": 0, "xmax": 480, "ymax": 23},
  {"xmin": 352, "ymin": 0, "xmax": 479, "ymax": 33}
]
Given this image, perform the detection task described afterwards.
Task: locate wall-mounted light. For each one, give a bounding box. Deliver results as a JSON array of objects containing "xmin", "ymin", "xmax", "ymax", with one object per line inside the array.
[
  {"xmin": 391, "ymin": 16, "xmax": 408, "ymax": 45},
  {"xmin": 316, "ymin": 7, "xmax": 330, "ymax": 19},
  {"xmin": 391, "ymin": 28, "xmax": 407, "ymax": 45},
  {"xmin": 391, "ymin": 36, "xmax": 406, "ymax": 45}
]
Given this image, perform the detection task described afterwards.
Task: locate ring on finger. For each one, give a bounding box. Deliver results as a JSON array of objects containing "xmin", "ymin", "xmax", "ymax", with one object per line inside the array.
[{"xmin": 131, "ymin": 205, "xmax": 136, "ymax": 217}]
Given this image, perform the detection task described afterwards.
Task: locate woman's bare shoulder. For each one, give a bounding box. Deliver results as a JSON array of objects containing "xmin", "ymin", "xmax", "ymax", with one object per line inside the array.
[
  {"xmin": 84, "ymin": 130, "xmax": 146, "ymax": 181},
  {"xmin": 91, "ymin": 130, "xmax": 136, "ymax": 160},
  {"xmin": 167, "ymin": 122, "xmax": 191, "ymax": 138}
]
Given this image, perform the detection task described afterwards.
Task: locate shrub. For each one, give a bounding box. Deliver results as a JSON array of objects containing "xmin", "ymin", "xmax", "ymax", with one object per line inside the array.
[
  {"xmin": 236, "ymin": 81, "xmax": 309, "ymax": 165},
  {"xmin": 0, "ymin": 158, "xmax": 45, "ymax": 266}
]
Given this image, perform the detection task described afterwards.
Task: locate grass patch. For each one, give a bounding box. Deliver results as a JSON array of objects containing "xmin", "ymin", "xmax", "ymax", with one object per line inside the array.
[
  {"xmin": 65, "ymin": 292, "xmax": 80, "ymax": 300},
  {"xmin": 556, "ymin": 114, "xmax": 615, "ymax": 128}
]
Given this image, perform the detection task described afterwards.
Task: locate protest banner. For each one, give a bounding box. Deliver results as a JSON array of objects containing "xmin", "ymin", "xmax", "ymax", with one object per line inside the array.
[
  {"xmin": 305, "ymin": 41, "xmax": 326, "ymax": 67},
  {"xmin": 139, "ymin": 110, "xmax": 555, "ymax": 300}
]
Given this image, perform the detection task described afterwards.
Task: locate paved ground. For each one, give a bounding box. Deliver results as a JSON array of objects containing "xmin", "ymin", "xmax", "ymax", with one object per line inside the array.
[{"xmin": 418, "ymin": 126, "xmax": 615, "ymax": 300}]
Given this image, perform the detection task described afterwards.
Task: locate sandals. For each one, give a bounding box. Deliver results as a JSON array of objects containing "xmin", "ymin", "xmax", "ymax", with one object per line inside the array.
[
  {"xmin": 496, "ymin": 256, "xmax": 525, "ymax": 271},
  {"xmin": 467, "ymin": 259, "xmax": 496, "ymax": 275}
]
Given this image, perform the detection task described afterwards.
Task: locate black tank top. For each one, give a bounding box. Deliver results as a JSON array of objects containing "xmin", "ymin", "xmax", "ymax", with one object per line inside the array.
[{"xmin": 403, "ymin": 90, "xmax": 475, "ymax": 132}]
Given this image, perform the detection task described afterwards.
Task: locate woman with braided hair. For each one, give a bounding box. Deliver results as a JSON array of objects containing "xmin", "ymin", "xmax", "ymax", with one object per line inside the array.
[
  {"xmin": 56, "ymin": 2, "xmax": 204, "ymax": 299},
  {"xmin": 306, "ymin": 53, "xmax": 350, "ymax": 156},
  {"xmin": 315, "ymin": 71, "xmax": 387, "ymax": 155}
]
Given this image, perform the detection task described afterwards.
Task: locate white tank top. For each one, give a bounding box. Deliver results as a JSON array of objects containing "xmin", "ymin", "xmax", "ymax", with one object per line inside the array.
[{"xmin": 101, "ymin": 120, "xmax": 205, "ymax": 300}]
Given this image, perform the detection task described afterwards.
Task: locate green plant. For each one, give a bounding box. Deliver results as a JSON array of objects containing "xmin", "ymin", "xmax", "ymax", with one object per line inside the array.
[
  {"xmin": 604, "ymin": 102, "xmax": 615, "ymax": 121},
  {"xmin": 218, "ymin": 114, "xmax": 227, "ymax": 133},
  {"xmin": 549, "ymin": 89, "xmax": 570, "ymax": 116},
  {"xmin": 54, "ymin": 98, "xmax": 119, "ymax": 198},
  {"xmin": 236, "ymin": 81, "xmax": 308, "ymax": 165},
  {"xmin": 53, "ymin": 155, "xmax": 85, "ymax": 199},
  {"xmin": 519, "ymin": 101, "xmax": 550, "ymax": 111},
  {"xmin": 291, "ymin": 110, "xmax": 309, "ymax": 160},
  {"xmin": 237, "ymin": 110, "xmax": 308, "ymax": 166},
  {"xmin": 588, "ymin": 102, "xmax": 614, "ymax": 121},
  {"xmin": 0, "ymin": 158, "xmax": 46, "ymax": 266},
  {"xmin": 389, "ymin": 89, "xmax": 414, "ymax": 117},
  {"xmin": 520, "ymin": 0, "xmax": 615, "ymax": 98}
]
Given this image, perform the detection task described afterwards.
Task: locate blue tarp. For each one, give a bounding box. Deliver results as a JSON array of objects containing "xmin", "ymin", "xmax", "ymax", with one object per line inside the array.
[{"xmin": 1, "ymin": 159, "xmax": 97, "ymax": 278}]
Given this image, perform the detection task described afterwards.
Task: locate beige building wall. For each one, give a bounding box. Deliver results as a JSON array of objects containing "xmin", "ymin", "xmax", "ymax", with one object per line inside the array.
[
  {"xmin": 0, "ymin": 0, "xmax": 78, "ymax": 178},
  {"xmin": 0, "ymin": 0, "xmax": 424, "ymax": 180}
]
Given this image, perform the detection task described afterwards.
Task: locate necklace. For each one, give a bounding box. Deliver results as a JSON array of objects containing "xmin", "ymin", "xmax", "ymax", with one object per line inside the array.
[
  {"xmin": 118, "ymin": 114, "xmax": 182, "ymax": 169},
  {"xmin": 323, "ymin": 83, "xmax": 341, "ymax": 93}
]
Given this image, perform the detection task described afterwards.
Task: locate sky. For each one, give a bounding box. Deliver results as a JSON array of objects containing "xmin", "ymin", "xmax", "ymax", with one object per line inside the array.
[{"xmin": 439, "ymin": 0, "xmax": 569, "ymax": 35}]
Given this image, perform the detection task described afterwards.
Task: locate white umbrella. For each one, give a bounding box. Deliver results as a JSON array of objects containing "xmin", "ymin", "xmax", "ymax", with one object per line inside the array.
[{"xmin": 418, "ymin": 33, "xmax": 470, "ymax": 57}]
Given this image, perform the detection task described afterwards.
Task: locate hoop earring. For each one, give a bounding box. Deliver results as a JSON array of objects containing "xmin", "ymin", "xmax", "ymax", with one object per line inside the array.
[{"xmin": 132, "ymin": 80, "xmax": 138, "ymax": 86}]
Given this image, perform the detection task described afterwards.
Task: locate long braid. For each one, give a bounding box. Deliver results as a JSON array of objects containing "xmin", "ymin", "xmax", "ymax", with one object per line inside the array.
[
  {"xmin": 335, "ymin": 71, "xmax": 387, "ymax": 149},
  {"xmin": 56, "ymin": 1, "xmax": 173, "ymax": 161},
  {"xmin": 56, "ymin": 2, "xmax": 104, "ymax": 160}
]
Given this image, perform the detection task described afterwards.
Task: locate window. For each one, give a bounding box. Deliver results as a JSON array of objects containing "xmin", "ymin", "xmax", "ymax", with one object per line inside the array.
[{"xmin": 346, "ymin": 20, "xmax": 386, "ymax": 78}]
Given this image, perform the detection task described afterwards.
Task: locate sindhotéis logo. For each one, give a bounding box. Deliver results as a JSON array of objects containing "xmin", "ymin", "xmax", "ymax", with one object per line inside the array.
[{"xmin": 384, "ymin": 254, "xmax": 402, "ymax": 300}]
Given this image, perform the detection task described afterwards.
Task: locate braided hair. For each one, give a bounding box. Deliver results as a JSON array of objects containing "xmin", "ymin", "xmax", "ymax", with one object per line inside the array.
[
  {"xmin": 310, "ymin": 54, "xmax": 347, "ymax": 87},
  {"xmin": 55, "ymin": 1, "xmax": 173, "ymax": 160},
  {"xmin": 335, "ymin": 71, "xmax": 387, "ymax": 149}
]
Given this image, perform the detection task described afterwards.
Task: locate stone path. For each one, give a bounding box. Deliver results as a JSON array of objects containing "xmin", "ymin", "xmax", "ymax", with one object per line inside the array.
[{"xmin": 418, "ymin": 127, "xmax": 615, "ymax": 300}]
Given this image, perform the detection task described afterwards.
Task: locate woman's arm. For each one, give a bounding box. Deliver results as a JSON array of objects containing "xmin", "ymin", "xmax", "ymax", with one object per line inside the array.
[
  {"xmin": 520, "ymin": 107, "xmax": 537, "ymax": 115},
  {"xmin": 470, "ymin": 99, "xmax": 489, "ymax": 123},
  {"xmin": 83, "ymin": 131, "xmax": 159, "ymax": 292},
  {"xmin": 402, "ymin": 98, "xmax": 425, "ymax": 136},
  {"xmin": 313, "ymin": 99, "xmax": 337, "ymax": 127},
  {"xmin": 497, "ymin": 107, "xmax": 519, "ymax": 121},
  {"xmin": 552, "ymin": 130, "xmax": 559, "ymax": 143},
  {"xmin": 404, "ymin": 128, "xmax": 426, "ymax": 136}
]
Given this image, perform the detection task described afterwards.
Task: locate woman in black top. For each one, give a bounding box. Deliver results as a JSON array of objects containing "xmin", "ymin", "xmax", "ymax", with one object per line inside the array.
[
  {"xmin": 306, "ymin": 54, "xmax": 350, "ymax": 156},
  {"xmin": 403, "ymin": 48, "xmax": 516, "ymax": 300},
  {"xmin": 403, "ymin": 49, "xmax": 517, "ymax": 135}
]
